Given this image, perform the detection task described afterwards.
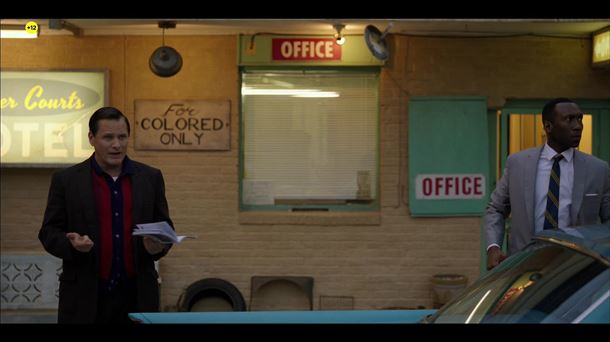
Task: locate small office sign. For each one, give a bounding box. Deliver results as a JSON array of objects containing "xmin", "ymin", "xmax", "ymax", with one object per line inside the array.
[
  {"xmin": 415, "ymin": 174, "xmax": 485, "ymax": 199},
  {"xmin": 239, "ymin": 35, "xmax": 383, "ymax": 66},
  {"xmin": 272, "ymin": 38, "xmax": 341, "ymax": 61},
  {"xmin": 408, "ymin": 97, "xmax": 490, "ymax": 216}
]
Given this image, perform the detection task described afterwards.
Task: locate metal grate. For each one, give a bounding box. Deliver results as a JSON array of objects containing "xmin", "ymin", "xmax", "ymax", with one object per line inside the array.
[{"xmin": 1, "ymin": 255, "xmax": 61, "ymax": 310}]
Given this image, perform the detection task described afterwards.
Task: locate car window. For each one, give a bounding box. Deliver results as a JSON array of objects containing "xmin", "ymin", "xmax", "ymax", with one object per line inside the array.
[
  {"xmin": 541, "ymin": 269, "xmax": 609, "ymax": 323},
  {"xmin": 429, "ymin": 242, "xmax": 608, "ymax": 323}
]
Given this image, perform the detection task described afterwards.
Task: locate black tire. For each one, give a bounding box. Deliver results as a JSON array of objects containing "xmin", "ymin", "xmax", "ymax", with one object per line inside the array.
[{"xmin": 177, "ymin": 278, "xmax": 247, "ymax": 312}]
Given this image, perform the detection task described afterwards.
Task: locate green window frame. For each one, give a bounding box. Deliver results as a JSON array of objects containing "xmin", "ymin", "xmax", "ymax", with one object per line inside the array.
[
  {"xmin": 239, "ymin": 67, "xmax": 381, "ymax": 212},
  {"xmin": 500, "ymin": 99, "xmax": 610, "ymax": 172}
]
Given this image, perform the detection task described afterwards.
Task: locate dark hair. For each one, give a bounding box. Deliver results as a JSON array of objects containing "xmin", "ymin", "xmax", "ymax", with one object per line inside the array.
[
  {"xmin": 542, "ymin": 97, "xmax": 575, "ymax": 123},
  {"xmin": 88, "ymin": 107, "xmax": 130, "ymax": 135}
]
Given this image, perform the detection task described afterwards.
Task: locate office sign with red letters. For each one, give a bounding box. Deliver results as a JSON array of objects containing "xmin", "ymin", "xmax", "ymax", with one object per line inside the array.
[
  {"xmin": 272, "ymin": 38, "xmax": 342, "ymax": 61},
  {"xmin": 415, "ymin": 174, "xmax": 486, "ymax": 200}
]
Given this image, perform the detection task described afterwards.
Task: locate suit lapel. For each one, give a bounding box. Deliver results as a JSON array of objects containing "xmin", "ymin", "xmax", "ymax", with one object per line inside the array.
[
  {"xmin": 523, "ymin": 147, "xmax": 542, "ymax": 231},
  {"xmin": 75, "ymin": 161, "xmax": 98, "ymax": 242},
  {"xmin": 131, "ymin": 165, "xmax": 143, "ymax": 224},
  {"xmin": 571, "ymin": 151, "xmax": 586, "ymax": 224}
]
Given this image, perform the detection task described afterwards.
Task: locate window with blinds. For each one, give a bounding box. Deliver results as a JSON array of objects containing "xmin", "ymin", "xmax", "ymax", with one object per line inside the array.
[{"xmin": 240, "ymin": 69, "xmax": 379, "ymax": 211}]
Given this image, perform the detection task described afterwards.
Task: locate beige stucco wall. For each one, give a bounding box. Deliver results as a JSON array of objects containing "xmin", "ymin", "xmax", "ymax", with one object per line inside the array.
[{"xmin": 1, "ymin": 33, "xmax": 608, "ymax": 312}]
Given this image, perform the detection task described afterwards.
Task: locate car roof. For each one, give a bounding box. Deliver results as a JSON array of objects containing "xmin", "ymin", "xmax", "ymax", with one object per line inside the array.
[{"xmin": 534, "ymin": 223, "xmax": 610, "ymax": 263}]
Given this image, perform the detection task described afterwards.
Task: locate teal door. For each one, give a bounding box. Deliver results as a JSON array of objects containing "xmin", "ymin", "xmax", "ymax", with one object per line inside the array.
[{"xmin": 408, "ymin": 97, "xmax": 490, "ymax": 216}]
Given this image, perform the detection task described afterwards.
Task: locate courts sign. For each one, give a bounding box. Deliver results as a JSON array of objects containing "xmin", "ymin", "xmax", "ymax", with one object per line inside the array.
[{"xmin": 1, "ymin": 70, "xmax": 107, "ymax": 166}]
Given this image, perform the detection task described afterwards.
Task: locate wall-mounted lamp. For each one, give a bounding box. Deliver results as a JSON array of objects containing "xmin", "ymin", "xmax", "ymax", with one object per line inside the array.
[
  {"xmin": 592, "ymin": 25, "xmax": 610, "ymax": 68},
  {"xmin": 0, "ymin": 23, "xmax": 39, "ymax": 39},
  {"xmin": 333, "ymin": 24, "xmax": 346, "ymax": 46},
  {"xmin": 48, "ymin": 19, "xmax": 82, "ymax": 36},
  {"xmin": 149, "ymin": 21, "xmax": 183, "ymax": 77}
]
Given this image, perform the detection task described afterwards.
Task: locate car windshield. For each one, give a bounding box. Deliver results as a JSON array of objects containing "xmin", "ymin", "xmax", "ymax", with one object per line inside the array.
[{"xmin": 427, "ymin": 241, "xmax": 609, "ymax": 323}]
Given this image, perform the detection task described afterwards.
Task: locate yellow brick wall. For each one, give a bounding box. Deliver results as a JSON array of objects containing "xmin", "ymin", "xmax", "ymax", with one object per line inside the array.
[{"xmin": 1, "ymin": 34, "xmax": 608, "ymax": 311}]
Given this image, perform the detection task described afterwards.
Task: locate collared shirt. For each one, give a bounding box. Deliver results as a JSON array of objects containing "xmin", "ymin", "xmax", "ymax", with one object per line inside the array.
[
  {"xmin": 534, "ymin": 143, "xmax": 575, "ymax": 232},
  {"xmin": 91, "ymin": 154, "xmax": 135, "ymax": 292}
]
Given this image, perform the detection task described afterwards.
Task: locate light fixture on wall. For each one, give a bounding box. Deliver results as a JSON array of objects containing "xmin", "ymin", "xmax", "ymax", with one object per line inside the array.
[
  {"xmin": 592, "ymin": 25, "xmax": 610, "ymax": 68},
  {"xmin": 149, "ymin": 21, "xmax": 183, "ymax": 78},
  {"xmin": 0, "ymin": 23, "xmax": 39, "ymax": 39},
  {"xmin": 333, "ymin": 24, "xmax": 346, "ymax": 46},
  {"xmin": 48, "ymin": 19, "xmax": 82, "ymax": 36},
  {"xmin": 364, "ymin": 22, "xmax": 393, "ymax": 61}
]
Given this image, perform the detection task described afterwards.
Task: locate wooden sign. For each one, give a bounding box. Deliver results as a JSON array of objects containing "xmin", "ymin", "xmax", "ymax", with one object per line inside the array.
[{"xmin": 134, "ymin": 100, "xmax": 230, "ymax": 150}]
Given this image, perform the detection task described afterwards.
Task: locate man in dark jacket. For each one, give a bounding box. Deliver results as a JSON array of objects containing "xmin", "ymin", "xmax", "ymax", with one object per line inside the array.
[{"xmin": 39, "ymin": 106, "xmax": 174, "ymax": 324}]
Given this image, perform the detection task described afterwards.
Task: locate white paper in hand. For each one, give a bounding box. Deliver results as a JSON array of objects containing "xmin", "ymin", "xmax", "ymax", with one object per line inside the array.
[{"xmin": 132, "ymin": 221, "xmax": 192, "ymax": 244}]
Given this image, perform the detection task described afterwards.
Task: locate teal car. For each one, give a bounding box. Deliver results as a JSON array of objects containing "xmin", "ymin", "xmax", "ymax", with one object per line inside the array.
[
  {"xmin": 423, "ymin": 223, "xmax": 610, "ymax": 323},
  {"xmin": 129, "ymin": 223, "xmax": 609, "ymax": 324}
]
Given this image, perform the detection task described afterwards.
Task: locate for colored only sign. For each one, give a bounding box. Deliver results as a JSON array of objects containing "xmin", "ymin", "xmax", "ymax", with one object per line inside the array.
[
  {"xmin": 272, "ymin": 38, "xmax": 342, "ymax": 60},
  {"xmin": 415, "ymin": 174, "xmax": 485, "ymax": 199},
  {"xmin": 135, "ymin": 100, "xmax": 230, "ymax": 150}
]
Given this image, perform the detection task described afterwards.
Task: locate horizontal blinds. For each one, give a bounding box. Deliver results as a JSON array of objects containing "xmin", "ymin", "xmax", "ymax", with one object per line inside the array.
[{"xmin": 242, "ymin": 72, "xmax": 378, "ymax": 204}]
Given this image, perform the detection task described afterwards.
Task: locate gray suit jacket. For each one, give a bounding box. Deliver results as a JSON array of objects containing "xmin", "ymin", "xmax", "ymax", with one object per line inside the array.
[{"xmin": 485, "ymin": 146, "xmax": 610, "ymax": 255}]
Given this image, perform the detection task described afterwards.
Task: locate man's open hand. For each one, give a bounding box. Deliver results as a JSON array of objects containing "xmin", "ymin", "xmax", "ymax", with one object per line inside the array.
[{"xmin": 66, "ymin": 232, "xmax": 94, "ymax": 253}]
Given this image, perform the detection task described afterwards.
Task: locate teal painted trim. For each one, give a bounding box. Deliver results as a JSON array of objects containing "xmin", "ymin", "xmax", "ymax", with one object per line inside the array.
[
  {"xmin": 500, "ymin": 110, "xmax": 509, "ymax": 177},
  {"xmin": 238, "ymin": 70, "xmax": 246, "ymax": 211},
  {"xmin": 375, "ymin": 72, "xmax": 381, "ymax": 211},
  {"xmin": 129, "ymin": 309, "xmax": 437, "ymax": 324},
  {"xmin": 481, "ymin": 109, "xmax": 498, "ymax": 276}
]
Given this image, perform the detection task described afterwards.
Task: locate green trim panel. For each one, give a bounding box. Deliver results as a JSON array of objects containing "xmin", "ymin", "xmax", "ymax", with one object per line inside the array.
[{"xmin": 408, "ymin": 97, "xmax": 489, "ymax": 216}]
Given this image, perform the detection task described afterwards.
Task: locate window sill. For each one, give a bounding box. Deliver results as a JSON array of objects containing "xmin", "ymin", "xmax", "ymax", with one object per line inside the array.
[{"xmin": 238, "ymin": 211, "xmax": 381, "ymax": 226}]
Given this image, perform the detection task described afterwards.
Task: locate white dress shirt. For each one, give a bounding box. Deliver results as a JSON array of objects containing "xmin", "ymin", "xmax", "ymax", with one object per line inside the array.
[{"xmin": 534, "ymin": 143, "xmax": 574, "ymax": 232}]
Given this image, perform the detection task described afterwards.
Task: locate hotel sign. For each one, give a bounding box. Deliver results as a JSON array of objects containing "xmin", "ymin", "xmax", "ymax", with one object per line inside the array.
[{"xmin": 0, "ymin": 70, "xmax": 107, "ymax": 166}]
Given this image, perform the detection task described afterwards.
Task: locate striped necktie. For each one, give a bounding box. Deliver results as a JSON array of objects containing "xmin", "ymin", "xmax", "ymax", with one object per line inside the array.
[{"xmin": 543, "ymin": 154, "xmax": 564, "ymax": 230}]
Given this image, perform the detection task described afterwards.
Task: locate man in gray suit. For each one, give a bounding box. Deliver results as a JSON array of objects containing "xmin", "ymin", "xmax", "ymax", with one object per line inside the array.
[{"xmin": 485, "ymin": 98, "xmax": 610, "ymax": 270}]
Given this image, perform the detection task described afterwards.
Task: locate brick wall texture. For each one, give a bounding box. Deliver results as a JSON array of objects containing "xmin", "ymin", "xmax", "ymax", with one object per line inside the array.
[{"xmin": 2, "ymin": 34, "xmax": 609, "ymax": 311}]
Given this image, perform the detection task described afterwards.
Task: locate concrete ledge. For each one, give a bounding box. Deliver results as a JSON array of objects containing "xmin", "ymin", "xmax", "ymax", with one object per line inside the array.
[
  {"xmin": 239, "ymin": 211, "xmax": 381, "ymax": 226},
  {"xmin": 1, "ymin": 309, "xmax": 57, "ymax": 324}
]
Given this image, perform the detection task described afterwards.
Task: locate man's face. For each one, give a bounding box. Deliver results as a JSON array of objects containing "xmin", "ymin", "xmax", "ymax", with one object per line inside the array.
[
  {"xmin": 545, "ymin": 102, "xmax": 583, "ymax": 152},
  {"xmin": 88, "ymin": 118, "xmax": 129, "ymax": 173}
]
